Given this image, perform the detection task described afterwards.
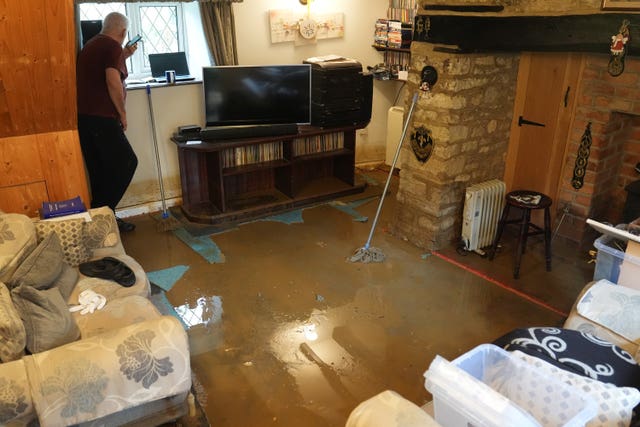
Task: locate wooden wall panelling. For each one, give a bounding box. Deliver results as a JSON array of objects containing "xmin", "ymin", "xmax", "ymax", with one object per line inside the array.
[
  {"xmin": 0, "ymin": 79, "xmax": 10, "ymax": 135},
  {"xmin": 0, "ymin": 0, "xmax": 32, "ymax": 136},
  {"xmin": 45, "ymin": 0, "xmax": 77, "ymax": 132},
  {"xmin": 17, "ymin": 1, "xmax": 56, "ymax": 135},
  {"xmin": 0, "ymin": 182, "xmax": 48, "ymax": 217},
  {"xmin": 0, "ymin": 0, "xmax": 76, "ymax": 137},
  {"xmin": 0, "ymin": 134, "xmax": 45, "ymax": 187},
  {"xmin": 37, "ymin": 130, "xmax": 90, "ymax": 205}
]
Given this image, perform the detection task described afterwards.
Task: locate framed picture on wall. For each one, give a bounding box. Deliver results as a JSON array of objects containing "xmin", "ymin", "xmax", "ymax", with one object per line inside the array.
[{"xmin": 602, "ymin": 0, "xmax": 640, "ymax": 10}]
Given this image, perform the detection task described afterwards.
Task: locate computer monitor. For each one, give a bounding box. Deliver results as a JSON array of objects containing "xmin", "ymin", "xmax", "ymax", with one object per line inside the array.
[
  {"xmin": 80, "ymin": 20, "xmax": 102, "ymax": 47},
  {"xmin": 148, "ymin": 52, "xmax": 191, "ymax": 78}
]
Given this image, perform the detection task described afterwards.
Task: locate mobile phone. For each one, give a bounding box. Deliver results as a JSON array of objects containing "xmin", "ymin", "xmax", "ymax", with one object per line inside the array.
[{"xmin": 126, "ymin": 34, "xmax": 142, "ymax": 48}]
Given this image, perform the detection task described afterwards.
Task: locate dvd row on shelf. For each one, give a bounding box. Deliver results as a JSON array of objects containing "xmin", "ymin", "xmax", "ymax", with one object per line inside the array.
[
  {"xmin": 293, "ymin": 132, "xmax": 345, "ymax": 156},
  {"xmin": 222, "ymin": 141, "xmax": 284, "ymax": 168},
  {"xmin": 220, "ymin": 132, "xmax": 346, "ymax": 168}
]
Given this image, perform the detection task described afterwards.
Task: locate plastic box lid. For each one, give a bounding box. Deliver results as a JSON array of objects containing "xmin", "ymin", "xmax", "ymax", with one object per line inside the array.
[{"xmin": 424, "ymin": 344, "xmax": 597, "ymax": 427}]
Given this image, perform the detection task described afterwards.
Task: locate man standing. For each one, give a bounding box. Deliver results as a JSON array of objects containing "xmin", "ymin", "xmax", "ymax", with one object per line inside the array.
[{"xmin": 77, "ymin": 12, "xmax": 138, "ymax": 232}]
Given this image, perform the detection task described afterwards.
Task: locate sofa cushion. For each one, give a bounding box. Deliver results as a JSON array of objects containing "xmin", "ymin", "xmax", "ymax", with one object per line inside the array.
[
  {"xmin": 575, "ymin": 279, "xmax": 640, "ymax": 342},
  {"xmin": 72, "ymin": 254, "xmax": 150, "ymax": 302},
  {"xmin": 0, "ymin": 213, "xmax": 37, "ymax": 283},
  {"xmin": 35, "ymin": 218, "xmax": 90, "ymax": 267},
  {"xmin": 0, "ymin": 282, "xmax": 26, "ymax": 362},
  {"xmin": 11, "ymin": 284, "xmax": 80, "ymax": 354},
  {"xmin": 54, "ymin": 263, "xmax": 78, "ymax": 302},
  {"xmin": 83, "ymin": 206, "xmax": 119, "ymax": 249},
  {"xmin": 22, "ymin": 316, "xmax": 190, "ymax": 427},
  {"xmin": 8, "ymin": 232, "xmax": 64, "ymax": 290},
  {"xmin": 74, "ymin": 295, "xmax": 161, "ymax": 338},
  {"xmin": 0, "ymin": 358, "xmax": 35, "ymax": 425}
]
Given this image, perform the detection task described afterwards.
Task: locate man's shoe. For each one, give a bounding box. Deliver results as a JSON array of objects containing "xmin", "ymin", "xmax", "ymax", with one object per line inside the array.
[{"xmin": 116, "ymin": 217, "xmax": 136, "ymax": 232}]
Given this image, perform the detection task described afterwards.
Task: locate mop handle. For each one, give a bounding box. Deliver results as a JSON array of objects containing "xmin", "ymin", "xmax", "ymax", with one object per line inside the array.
[
  {"xmin": 146, "ymin": 85, "xmax": 168, "ymax": 213},
  {"xmin": 364, "ymin": 92, "xmax": 419, "ymax": 249}
]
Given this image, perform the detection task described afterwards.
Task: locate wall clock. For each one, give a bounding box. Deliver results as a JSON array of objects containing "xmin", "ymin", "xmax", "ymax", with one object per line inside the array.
[{"xmin": 299, "ymin": 18, "xmax": 317, "ymax": 39}]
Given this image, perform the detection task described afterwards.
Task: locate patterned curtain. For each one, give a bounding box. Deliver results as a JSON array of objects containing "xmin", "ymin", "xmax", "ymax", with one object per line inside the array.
[{"xmin": 199, "ymin": 1, "xmax": 239, "ymax": 65}]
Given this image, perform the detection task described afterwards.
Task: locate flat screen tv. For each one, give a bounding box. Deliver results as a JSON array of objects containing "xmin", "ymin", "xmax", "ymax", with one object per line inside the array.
[{"xmin": 203, "ymin": 64, "xmax": 311, "ymax": 128}]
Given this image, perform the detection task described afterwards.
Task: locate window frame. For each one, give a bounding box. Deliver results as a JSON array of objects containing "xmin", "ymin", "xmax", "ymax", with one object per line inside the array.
[
  {"xmin": 79, "ymin": 2, "xmax": 187, "ymax": 78},
  {"xmin": 126, "ymin": 2, "xmax": 187, "ymax": 77}
]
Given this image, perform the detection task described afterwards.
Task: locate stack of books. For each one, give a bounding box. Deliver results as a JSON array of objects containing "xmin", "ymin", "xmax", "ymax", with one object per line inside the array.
[{"xmin": 41, "ymin": 196, "xmax": 87, "ymax": 219}]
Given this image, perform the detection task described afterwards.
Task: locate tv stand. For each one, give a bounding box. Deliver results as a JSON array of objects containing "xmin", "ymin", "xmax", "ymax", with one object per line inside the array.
[
  {"xmin": 200, "ymin": 123, "xmax": 298, "ymax": 140},
  {"xmin": 172, "ymin": 124, "xmax": 367, "ymax": 224}
]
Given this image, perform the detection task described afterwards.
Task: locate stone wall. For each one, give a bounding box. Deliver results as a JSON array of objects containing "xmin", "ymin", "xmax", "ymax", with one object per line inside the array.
[
  {"xmin": 392, "ymin": 44, "xmax": 519, "ymax": 249},
  {"xmin": 393, "ymin": 1, "xmax": 635, "ymax": 250}
]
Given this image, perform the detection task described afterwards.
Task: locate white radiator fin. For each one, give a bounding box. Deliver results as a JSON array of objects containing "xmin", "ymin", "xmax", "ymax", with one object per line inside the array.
[{"xmin": 461, "ymin": 179, "xmax": 506, "ymax": 252}]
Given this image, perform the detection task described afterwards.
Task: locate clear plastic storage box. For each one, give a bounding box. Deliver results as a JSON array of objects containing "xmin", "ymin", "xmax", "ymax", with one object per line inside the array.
[
  {"xmin": 593, "ymin": 225, "xmax": 640, "ymax": 284},
  {"xmin": 424, "ymin": 344, "xmax": 597, "ymax": 427}
]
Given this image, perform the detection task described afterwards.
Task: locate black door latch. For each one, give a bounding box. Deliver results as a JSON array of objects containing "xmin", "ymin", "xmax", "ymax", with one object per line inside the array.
[{"xmin": 518, "ymin": 116, "xmax": 545, "ymax": 127}]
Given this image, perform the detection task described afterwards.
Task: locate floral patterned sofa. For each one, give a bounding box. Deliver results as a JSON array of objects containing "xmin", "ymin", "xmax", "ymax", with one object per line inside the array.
[{"xmin": 0, "ymin": 207, "xmax": 191, "ymax": 426}]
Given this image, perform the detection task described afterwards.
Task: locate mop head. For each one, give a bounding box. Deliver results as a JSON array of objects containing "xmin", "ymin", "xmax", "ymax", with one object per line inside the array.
[
  {"xmin": 151, "ymin": 210, "xmax": 182, "ymax": 232},
  {"xmin": 348, "ymin": 246, "xmax": 386, "ymax": 263}
]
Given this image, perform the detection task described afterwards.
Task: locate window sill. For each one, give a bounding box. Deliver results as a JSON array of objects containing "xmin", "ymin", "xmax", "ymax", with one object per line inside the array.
[{"xmin": 125, "ymin": 79, "xmax": 202, "ymax": 91}]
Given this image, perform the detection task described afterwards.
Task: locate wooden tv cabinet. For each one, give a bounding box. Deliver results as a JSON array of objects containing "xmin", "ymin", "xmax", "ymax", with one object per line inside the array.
[{"xmin": 171, "ymin": 124, "xmax": 367, "ymax": 224}]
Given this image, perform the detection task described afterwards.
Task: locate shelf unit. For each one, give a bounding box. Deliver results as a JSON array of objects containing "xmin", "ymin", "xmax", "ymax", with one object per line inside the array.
[
  {"xmin": 372, "ymin": 0, "xmax": 417, "ymax": 79},
  {"xmin": 172, "ymin": 125, "xmax": 366, "ymax": 224}
]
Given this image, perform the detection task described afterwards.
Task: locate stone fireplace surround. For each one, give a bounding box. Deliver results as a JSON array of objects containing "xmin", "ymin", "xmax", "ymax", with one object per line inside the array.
[{"xmin": 392, "ymin": 46, "xmax": 640, "ymax": 251}]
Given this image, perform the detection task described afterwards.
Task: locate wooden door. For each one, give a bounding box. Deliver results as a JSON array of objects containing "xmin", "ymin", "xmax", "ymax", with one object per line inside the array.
[{"xmin": 504, "ymin": 52, "xmax": 583, "ymax": 223}]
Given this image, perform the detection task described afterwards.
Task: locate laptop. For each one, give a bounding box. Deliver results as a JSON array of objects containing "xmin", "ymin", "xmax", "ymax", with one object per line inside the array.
[{"xmin": 148, "ymin": 52, "xmax": 195, "ymax": 82}]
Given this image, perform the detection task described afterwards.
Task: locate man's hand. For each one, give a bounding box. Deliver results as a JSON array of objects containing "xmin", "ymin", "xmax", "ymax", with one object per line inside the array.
[
  {"xmin": 120, "ymin": 113, "xmax": 128, "ymax": 131},
  {"xmin": 123, "ymin": 43, "xmax": 138, "ymax": 60}
]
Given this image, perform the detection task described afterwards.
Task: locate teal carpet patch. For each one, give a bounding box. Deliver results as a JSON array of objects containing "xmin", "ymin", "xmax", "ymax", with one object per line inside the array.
[
  {"xmin": 173, "ymin": 228, "xmax": 225, "ymax": 264},
  {"xmin": 147, "ymin": 265, "xmax": 189, "ymax": 292},
  {"xmin": 328, "ymin": 195, "xmax": 379, "ymax": 222},
  {"xmin": 359, "ymin": 173, "xmax": 381, "ymax": 186},
  {"xmin": 258, "ymin": 209, "xmax": 305, "ymax": 225}
]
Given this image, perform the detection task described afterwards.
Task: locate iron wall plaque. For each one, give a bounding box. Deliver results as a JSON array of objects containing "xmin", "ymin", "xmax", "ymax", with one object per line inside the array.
[
  {"xmin": 411, "ymin": 125, "xmax": 434, "ymax": 163},
  {"xmin": 572, "ymin": 122, "xmax": 592, "ymax": 190}
]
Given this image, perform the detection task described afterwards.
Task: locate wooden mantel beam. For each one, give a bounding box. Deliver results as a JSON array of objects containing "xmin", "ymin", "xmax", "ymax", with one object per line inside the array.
[{"xmin": 413, "ymin": 14, "xmax": 640, "ymax": 55}]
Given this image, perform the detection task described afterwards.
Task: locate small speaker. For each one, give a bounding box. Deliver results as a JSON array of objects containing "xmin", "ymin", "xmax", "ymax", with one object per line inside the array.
[{"xmin": 178, "ymin": 125, "xmax": 201, "ymax": 135}]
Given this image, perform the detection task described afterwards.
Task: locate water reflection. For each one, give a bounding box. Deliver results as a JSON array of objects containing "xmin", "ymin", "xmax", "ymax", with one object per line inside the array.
[
  {"xmin": 176, "ymin": 296, "xmax": 225, "ymax": 356},
  {"xmin": 175, "ymin": 295, "xmax": 223, "ymax": 328}
]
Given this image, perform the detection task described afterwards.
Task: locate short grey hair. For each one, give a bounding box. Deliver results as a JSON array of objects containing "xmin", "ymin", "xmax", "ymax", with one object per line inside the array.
[{"xmin": 102, "ymin": 12, "xmax": 129, "ymax": 33}]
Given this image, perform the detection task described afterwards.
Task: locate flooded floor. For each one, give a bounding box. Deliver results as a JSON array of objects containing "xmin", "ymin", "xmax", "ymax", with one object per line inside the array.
[{"xmin": 121, "ymin": 168, "xmax": 594, "ymax": 426}]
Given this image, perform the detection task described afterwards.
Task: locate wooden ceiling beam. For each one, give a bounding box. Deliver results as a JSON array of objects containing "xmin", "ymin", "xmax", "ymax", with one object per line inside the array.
[{"xmin": 413, "ymin": 13, "xmax": 640, "ymax": 56}]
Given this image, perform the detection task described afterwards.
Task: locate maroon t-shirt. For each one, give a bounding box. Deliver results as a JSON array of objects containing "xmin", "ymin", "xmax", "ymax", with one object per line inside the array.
[{"xmin": 77, "ymin": 34, "xmax": 128, "ymax": 118}]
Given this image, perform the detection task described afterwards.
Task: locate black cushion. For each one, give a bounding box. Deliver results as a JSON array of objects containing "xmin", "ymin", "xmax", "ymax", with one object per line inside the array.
[{"xmin": 493, "ymin": 327, "xmax": 640, "ymax": 388}]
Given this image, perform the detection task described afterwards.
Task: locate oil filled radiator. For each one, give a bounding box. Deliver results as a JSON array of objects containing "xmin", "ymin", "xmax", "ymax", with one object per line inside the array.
[{"xmin": 461, "ymin": 179, "xmax": 506, "ymax": 254}]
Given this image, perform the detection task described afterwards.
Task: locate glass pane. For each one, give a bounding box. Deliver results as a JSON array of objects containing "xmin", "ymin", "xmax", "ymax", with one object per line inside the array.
[
  {"xmin": 140, "ymin": 6, "xmax": 178, "ymax": 68},
  {"xmin": 78, "ymin": 3, "xmax": 125, "ymax": 21}
]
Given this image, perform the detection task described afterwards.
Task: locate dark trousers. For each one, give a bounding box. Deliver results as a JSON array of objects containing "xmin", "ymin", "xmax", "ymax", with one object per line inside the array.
[{"xmin": 78, "ymin": 115, "xmax": 138, "ymax": 212}]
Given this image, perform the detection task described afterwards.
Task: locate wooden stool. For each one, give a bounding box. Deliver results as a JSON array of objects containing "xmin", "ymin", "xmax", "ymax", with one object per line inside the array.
[{"xmin": 489, "ymin": 190, "xmax": 552, "ymax": 279}]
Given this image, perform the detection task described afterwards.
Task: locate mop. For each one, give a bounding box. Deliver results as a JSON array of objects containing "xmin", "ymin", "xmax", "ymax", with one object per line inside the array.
[
  {"xmin": 349, "ymin": 92, "xmax": 419, "ymax": 263},
  {"xmin": 146, "ymin": 84, "xmax": 182, "ymax": 231}
]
